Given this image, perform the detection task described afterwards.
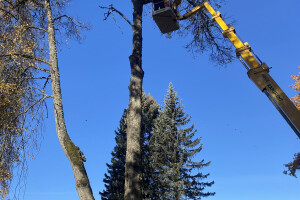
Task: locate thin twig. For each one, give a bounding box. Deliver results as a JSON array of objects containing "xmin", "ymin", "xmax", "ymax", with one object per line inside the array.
[
  {"xmin": 30, "ymin": 65, "xmax": 51, "ymax": 74},
  {"xmin": 53, "ymin": 14, "xmax": 85, "ymax": 28},
  {"xmin": 21, "ymin": 95, "xmax": 52, "ymax": 116},
  {"xmin": 23, "ymin": 76, "xmax": 51, "ymax": 80},
  {"xmin": 25, "ymin": 85, "xmax": 48, "ymax": 95},
  {"xmin": 99, "ymin": 5, "xmax": 133, "ymax": 28},
  {"xmin": 53, "ymin": 14, "xmax": 73, "ymax": 22},
  {"xmin": 43, "ymin": 76, "xmax": 51, "ymax": 90}
]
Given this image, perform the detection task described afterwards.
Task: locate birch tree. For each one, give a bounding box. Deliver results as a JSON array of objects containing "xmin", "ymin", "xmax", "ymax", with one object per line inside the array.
[
  {"xmin": 44, "ymin": 1, "xmax": 94, "ymax": 199},
  {"xmin": 0, "ymin": 1, "xmax": 48, "ymax": 198},
  {"xmin": 1, "ymin": 0, "xmax": 94, "ymax": 199}
]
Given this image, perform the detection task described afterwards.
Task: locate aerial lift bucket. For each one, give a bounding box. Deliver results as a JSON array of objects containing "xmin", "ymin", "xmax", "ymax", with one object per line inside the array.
[{"xmin": 152, "ymin": 1, "xmax": 179, "ymax": 34}]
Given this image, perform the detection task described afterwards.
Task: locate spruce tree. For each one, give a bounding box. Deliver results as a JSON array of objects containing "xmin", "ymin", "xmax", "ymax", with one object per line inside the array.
[
  {"xmin": 100, "ymin": 93, "xmax": 159, "ymax": 200},
  {"xmin": 141, "ymin": 93, "xmax": 160, "ymax": 199},
  {"xmin": 100, "ymin": 110, "xmax": 127, "ymax": 200},
  {"xmin": 149, "ymin": 83, "xmax": 215, "ymax": 199}
]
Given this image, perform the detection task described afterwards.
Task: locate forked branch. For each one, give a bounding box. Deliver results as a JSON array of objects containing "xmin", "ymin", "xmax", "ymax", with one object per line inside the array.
[
  {"xmin": 99, "ymin": 4, "xmax": 133, "ymax": 28},
  {"xmin": 21, "ymin": 95, "xmax": 52, "ymax": 116},
  {"xmin": 53, "ymin": 14, "xmax": 85, "ymax": 28}
]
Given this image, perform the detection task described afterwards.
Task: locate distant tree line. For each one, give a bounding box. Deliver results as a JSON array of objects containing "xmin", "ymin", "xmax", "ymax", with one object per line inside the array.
[{"xmin": 100, "ymin": 83, "xmax": 215, "ymax": 199}]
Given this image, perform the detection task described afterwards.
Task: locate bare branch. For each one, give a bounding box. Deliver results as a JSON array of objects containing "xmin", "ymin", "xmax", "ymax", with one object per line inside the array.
[
  {"xmin": 53, "ymin": 15, "xmax": 72, "ymax": 22},
  {"xmin": 52, "ymin": 14, "xmax": 90, "ymax": 42},
  {"xmin": 43, "ymin": 76, "xmax": 50, "ymax": 90},
  {"xmin": 23, "ymin": 25, "xmax": 48, "ymax": 33},
  {"xmin": 99, "ymin": 4, "xmax": 133, "ymax": 28},
  {"xmin": 53, "ymin": 14, "xmax": 85, "ymax": 28},
  {"xmin": 21, "ymin": 95, "xmax": 52, "ymax": 116},
  {"xmin": 23, "ymin": 76, "xmax": 51, "ymax": 80},
  {"xmin": 26, "ymin": 85, "xmax": 48, "ymax": 95},
  {"xmin": 30, "ymin": 65, "xmax": 51, "ymax": 74},
  {"xmin": 0, "ymin": 53, "xmax": 51, "ymax": 72},
  {"xmin": 53, "ymin": 15, "xmax": 69, "ymax": 22}
]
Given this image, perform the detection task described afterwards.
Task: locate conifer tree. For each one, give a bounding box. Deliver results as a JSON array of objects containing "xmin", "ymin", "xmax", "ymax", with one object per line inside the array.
[
  {"xmin": 100, "ymin": 110, "xmax": 127, "ymax": 200},
  {"xmin": 149, "ymin": 83, "xmax": 215, "ymax": 199},
  {"xmin": 141, "ymin": 93, "xmax": 160, "ymax": 199},
  {"xmin": 100, "ymin": 93, "xmax": 159, "ymax": 200}
]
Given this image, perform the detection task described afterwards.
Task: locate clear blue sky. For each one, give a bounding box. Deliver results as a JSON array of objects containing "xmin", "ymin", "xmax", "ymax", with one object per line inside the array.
[{"xmin": 12, "ymin": 0, "xmax": 300, "ymax": 199}]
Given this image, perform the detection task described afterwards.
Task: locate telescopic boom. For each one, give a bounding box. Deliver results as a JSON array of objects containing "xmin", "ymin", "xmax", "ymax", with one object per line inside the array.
[{"xmin": 153, "ymin": 1, "xmax": 300, "ymax": 138}]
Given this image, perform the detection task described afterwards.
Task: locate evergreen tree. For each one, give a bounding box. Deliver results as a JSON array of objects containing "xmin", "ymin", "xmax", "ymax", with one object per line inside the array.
[
  {"xmin": 100, "ymin": 93, "xmax": 159, "ymax": 200},
  {"xmin": 141, "ymin": 93, "xmax": 160, "ymax": 199},
  {"xmin": 100, "ymin": 110, "xmax": 127, "ymax": 200},
  {"xmin": 149, "ymin": 83, "xmax": 215, "ymax": 199}
]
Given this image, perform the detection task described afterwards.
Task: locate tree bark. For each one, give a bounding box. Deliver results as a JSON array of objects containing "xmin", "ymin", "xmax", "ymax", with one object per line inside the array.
[
  {"xmin": 124, "ymin": 0, "xmax": 144, "ymax": 199},
  {"xmin": 44, "ymin": 1, "xmax": 94, "ymax": 199}
]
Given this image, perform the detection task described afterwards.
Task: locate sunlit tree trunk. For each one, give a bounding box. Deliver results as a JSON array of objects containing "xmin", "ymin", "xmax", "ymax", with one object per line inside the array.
[
  {"xmin": 44, "ymin": 1, "xmax": 94, "ymax": 199},
  {"xmin": 124, "ymin": 0, "xmax": 144, "ymax": 199}
]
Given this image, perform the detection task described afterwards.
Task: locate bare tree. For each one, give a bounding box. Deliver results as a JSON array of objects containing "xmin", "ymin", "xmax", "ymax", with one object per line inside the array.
[{"xmin": 177, "ymin": 0, "xmax": 234, "ymax": 65}]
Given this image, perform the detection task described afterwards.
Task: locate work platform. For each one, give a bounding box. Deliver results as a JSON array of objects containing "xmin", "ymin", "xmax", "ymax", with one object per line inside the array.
[{"xmin": 152, "ymin": 7, "xmax": 179, "ymax": 34}]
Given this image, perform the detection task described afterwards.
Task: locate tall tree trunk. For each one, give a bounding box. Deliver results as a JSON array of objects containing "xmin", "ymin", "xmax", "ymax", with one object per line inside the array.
[
  {"xmin": 44, "ymin": 1, "xmax": 94, "ymax": 199},
  {"xmin": 124, "ymin": 0, "xmax": 144, "ymax": 199}
]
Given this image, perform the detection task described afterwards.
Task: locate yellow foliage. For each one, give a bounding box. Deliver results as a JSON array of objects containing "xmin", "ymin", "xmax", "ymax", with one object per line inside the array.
[
  {"xmin": 290, "ymin": 66, "xmax": 300, "ymax": 110},
  {"xmin": 0, "ymin": 1, "xmax": 45, "ymax": 198},
  {"xmin": 0, "ymin": 82, "xmax": 17, "ymax": 104}
]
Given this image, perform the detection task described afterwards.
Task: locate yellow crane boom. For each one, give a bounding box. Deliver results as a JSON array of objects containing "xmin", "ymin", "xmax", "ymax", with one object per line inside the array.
[{"xmin": 153, "ymin": 1, "xmax": 300, "ymax": 138}]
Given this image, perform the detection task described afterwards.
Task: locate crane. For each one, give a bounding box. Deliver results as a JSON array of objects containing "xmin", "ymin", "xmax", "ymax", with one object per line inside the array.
[{"xmin": 152, "ymin": 1, "xmax": 300, "ymax": 138}]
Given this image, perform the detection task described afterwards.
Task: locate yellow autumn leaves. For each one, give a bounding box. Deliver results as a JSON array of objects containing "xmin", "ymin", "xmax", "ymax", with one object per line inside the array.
[
  {"xmin": 0, "ymin": 82, "xmax": 17, "ymax": 106},
  {"xmin": 291, "ymin": 66, "xmax": 300, "ymax": 110}
]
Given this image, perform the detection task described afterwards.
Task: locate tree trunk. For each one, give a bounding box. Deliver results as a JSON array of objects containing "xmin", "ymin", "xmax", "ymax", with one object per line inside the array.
[
  {"xmin": 124, "ymin": 0, "xmax": 144, "ymax": 200},
  {"xmin": 44, "ymin": 1, "xmax": 94, "ymax": 199}
]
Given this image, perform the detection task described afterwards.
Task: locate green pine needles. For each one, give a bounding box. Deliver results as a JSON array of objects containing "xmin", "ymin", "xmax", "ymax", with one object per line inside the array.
[
  {"xmin": 100, "ymin": 84, "xmax": 215, "ymax": 199},
  {"xmin": 99, "ymin": 110, "xmax": 127, "ymax": 200}
]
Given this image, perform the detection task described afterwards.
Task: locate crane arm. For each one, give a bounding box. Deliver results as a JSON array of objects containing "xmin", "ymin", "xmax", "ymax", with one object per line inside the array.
[{"xmin": 176, "ymin": 2, "xmax": 300, "ymax": 138}]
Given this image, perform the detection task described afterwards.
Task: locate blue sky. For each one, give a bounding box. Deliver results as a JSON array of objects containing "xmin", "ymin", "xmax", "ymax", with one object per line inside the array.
[{"xmin": 12, "ymin": 0, "xmax": 300, "ymax": 199}]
